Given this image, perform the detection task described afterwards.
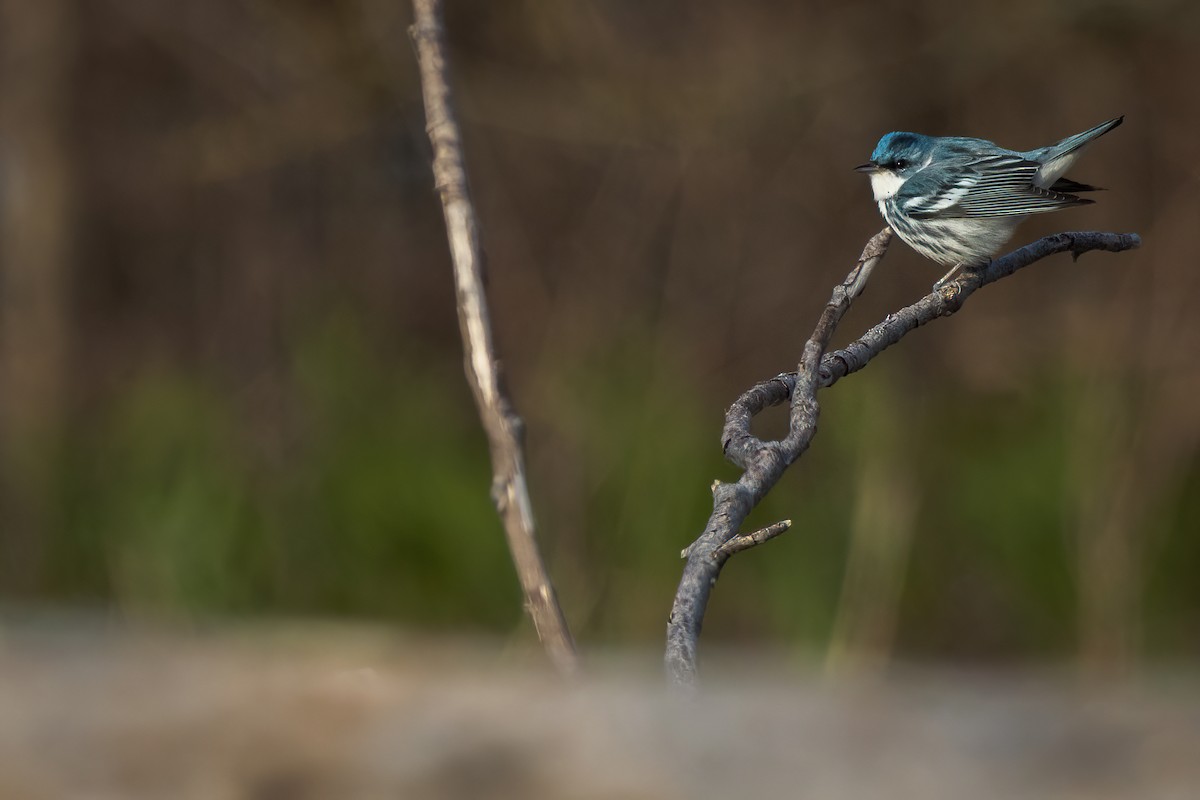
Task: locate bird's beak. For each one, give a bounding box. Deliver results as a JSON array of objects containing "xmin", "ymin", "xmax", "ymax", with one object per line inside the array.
[{"xmin": 854, "ymin": 162, "xmax": 878, "ymax": 173}]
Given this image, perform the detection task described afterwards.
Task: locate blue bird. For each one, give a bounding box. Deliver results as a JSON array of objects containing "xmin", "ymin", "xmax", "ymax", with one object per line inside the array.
[{"xmin": 856, "ymin": 116, "xmax": 1123, "ymax": 287}]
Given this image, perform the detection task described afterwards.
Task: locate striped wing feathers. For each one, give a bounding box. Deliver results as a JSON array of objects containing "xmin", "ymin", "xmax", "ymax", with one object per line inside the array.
[{"xmin": 901, "ymin": 154, "xmax": 1092, "ymax": 219}]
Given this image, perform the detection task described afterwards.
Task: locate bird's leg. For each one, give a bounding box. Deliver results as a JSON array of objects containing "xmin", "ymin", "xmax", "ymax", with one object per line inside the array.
[
  {"xmin": 933, "ymin": 263, "xmax": 965, "ymax": 290},
  {"xmin": 932, "ymin": 259, "xmax": 989, "ymax": 291}
]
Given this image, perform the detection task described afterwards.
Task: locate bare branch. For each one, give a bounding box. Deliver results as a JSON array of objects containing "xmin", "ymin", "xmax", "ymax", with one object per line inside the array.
[
  {"xmin": 410, "ymin": 0, "xmax": 578, "ymax": 675},
  {"xmin": 666, "ymin": 229, "xmax": 893, "ymax": 687},
  {"xmin": 723, "ymin": 228, "xmax": 893, "ymax": 469},
  {"xmin": 665, "ymin": 229, "xmax": 1141, "ymax": 688},
  {"xmin": 818, "ymin": 231, "xmax": 1143, "ymax": 390},
  {"xmin": 712, "ymin": 520, "xmax": 793, "ymax": 562}
]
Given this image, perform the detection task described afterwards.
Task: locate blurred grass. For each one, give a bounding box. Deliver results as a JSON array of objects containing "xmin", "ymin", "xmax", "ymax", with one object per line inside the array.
[
  {"xmin": 49, "ymin": 316, "xmax": 519, "ymax": 628},
  {"xmin": 19, "ymin": 312, "xmax": 1200, "ymax": 659}
]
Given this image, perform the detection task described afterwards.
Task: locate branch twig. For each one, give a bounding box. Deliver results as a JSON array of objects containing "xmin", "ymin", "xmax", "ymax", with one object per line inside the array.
[
  {"xmin": 711, "ymin": 520, "xmax": 793, "ymax": 562},
  {"xmin": 665, "ymin": 228, "xmax": 1141, "ymax": 687},
  {"xmin": 410, "ymin": 0, "xmax": 578, "ymax": 675}
]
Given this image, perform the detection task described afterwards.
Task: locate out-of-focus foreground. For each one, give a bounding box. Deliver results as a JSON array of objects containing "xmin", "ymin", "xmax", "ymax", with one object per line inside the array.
[
  {"xmin": 2, "ymin": 627, "xmax": 1199, "ymax": 799},
  {"xmin": 0, "ymin": 0, "xmax": 1197, "ymax": 674}
]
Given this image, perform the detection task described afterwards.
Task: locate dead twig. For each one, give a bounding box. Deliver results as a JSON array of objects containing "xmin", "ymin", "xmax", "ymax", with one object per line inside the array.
[
  {"xmin": 711, "ymin": 520, "xmax": 793, "ymax": 562},
  {"xmin": 410, "ymin": 0, "xmax": 577, "ymax": 675}
]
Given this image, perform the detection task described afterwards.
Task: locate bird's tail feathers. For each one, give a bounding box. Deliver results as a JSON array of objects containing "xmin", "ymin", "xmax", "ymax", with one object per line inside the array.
[
  {"xmin": 1049, "ymin": 177, "xmax": 1104, "ymax": 193},
  {"xmin": 1046, "ymin": 116, "xmax": 1124, "ymax": 160},
  {"xmin": 1033, "ymin": 116, "xmax": 1122, "ymax": 188}
]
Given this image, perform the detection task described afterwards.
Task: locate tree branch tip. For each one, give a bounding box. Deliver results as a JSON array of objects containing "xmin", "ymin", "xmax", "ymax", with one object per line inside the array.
[
  {"xmin": 761, "ymin": 519, "xmax": 791, "ymax": 535},
  {"xmin": 710, "ymin": 519, "xmax": 793, "ymax": 561}
]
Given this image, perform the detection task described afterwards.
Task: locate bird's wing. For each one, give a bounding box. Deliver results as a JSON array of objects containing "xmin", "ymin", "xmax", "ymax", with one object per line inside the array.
[{"xmin": 899, "ymin": 153, "xmax": 1092, "ymax": 219}]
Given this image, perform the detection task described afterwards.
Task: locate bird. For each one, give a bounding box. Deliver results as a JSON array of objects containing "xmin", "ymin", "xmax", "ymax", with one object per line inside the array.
[{"xmin": 855, "ymin": 116, "xmax": 1123, "ymax": 287}]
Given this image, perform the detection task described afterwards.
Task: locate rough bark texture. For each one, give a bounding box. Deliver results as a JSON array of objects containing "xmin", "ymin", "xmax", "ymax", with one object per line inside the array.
[
  {"xmin": 411, "ymin": 0, "xmax": 577, "ymax": 674},
  {"xmin": 666, "ymin": 229, "xmax": 1142, "ymax": 687}
]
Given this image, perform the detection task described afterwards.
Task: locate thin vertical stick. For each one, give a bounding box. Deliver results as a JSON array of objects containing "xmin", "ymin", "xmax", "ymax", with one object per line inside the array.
[{"xmin": 410, "ymin": 0, "xmax": 578, "ymax": 674}]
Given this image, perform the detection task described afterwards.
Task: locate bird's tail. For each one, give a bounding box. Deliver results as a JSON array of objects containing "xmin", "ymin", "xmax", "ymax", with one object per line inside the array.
[
  {"xmin": 1049, "ymin": 177, "xmax": 1102, "ymax": 193},
  {"xmin": 1045, "ymin": 116, "xmax": 1124, "ymax": 160},
  {"xmin": 1033, "ymin": 116, "xmax": 1123, "ymax": 188}
]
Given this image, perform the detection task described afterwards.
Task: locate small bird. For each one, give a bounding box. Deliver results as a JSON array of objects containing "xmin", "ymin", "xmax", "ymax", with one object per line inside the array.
[{"xmin": 856, "ymin": 116, "xmax": 1123, "ymax": 287}]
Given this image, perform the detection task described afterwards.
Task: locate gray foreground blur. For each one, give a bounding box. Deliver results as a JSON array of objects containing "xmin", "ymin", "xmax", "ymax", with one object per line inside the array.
[{"xmin": 1, "ymin": 627, "xmax": 1196, "ymax": 799}]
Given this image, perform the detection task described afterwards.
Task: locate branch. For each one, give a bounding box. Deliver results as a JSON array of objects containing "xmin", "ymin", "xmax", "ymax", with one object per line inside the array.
[
  {"xmin": 665, "ymin": 229, "xmax": 1141, "ymax": 688},
  {"xmin": 819, "ymin": 231, "xmax": 1142, "ymax": 390},
  {"xmin": 710, "ymin": 519, "xmax": 793, "ymax": 562},
  {"xmin": 666, "ymin": 228, "xmax": 892, "ymax": 686},
  {"xmin": 410, "ymin": 0, "xmax": 578, "ymax": 675}
]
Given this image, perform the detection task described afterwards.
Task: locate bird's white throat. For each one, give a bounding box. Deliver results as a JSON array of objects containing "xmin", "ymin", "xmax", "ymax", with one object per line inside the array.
[{"xmin": 869, "ymin": 170, "xmax": 906, "ymax": 201}]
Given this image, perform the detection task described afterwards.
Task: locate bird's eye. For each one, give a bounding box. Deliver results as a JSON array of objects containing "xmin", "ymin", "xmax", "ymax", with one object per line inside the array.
[{"xmin": 894, "ymin": 159, "xmax": 908, "ymax": 170}]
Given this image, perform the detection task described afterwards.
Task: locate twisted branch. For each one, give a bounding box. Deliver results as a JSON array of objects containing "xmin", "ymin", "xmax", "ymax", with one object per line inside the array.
[{"xmin": 665, "ymin": 229, "xmax": 1141, "ymax": 687}]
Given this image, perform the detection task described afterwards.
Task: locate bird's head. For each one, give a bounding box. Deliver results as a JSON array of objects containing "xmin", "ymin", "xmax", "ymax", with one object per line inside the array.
[{"xmin": 855, "ymin": 132, "xmax": 933, "ymax": 201}]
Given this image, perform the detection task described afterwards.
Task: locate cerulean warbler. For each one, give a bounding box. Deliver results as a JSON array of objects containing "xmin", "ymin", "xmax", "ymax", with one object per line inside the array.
[{"xmin": 856, "ymin": 116, "xmax": 1123, "ymax": 286}]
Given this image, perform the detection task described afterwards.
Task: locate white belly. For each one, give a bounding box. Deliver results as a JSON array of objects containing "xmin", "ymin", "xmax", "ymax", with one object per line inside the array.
[{"xmin": 879, "ymin": 200, "xmax": 1021, "ymax": 266}]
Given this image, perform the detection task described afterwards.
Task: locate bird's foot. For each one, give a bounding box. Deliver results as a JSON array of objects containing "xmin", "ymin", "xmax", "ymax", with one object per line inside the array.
[
  {"xmin": 932, "ymin": 260, "xmax": 989, "ymax": 292},
  {"xmin": 932, "ymin": 263, "xmax": 966, "ymax": 291}
]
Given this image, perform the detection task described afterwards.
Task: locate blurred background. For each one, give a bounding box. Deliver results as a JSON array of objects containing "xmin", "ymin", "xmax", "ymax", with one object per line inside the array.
[{"xmin": 0, "ymin": 0, "xmax": 1196, "ymax": 676}]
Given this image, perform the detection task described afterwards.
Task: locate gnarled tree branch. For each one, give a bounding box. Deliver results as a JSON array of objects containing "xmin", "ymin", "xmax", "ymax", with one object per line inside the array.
[
  {"xmin": 411, "ymin": 0, "xmax": 578, "ymax": 675},
  {"xmin": 666, "ymin": 228, "xmax": 1141, "ymax": 687}
]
